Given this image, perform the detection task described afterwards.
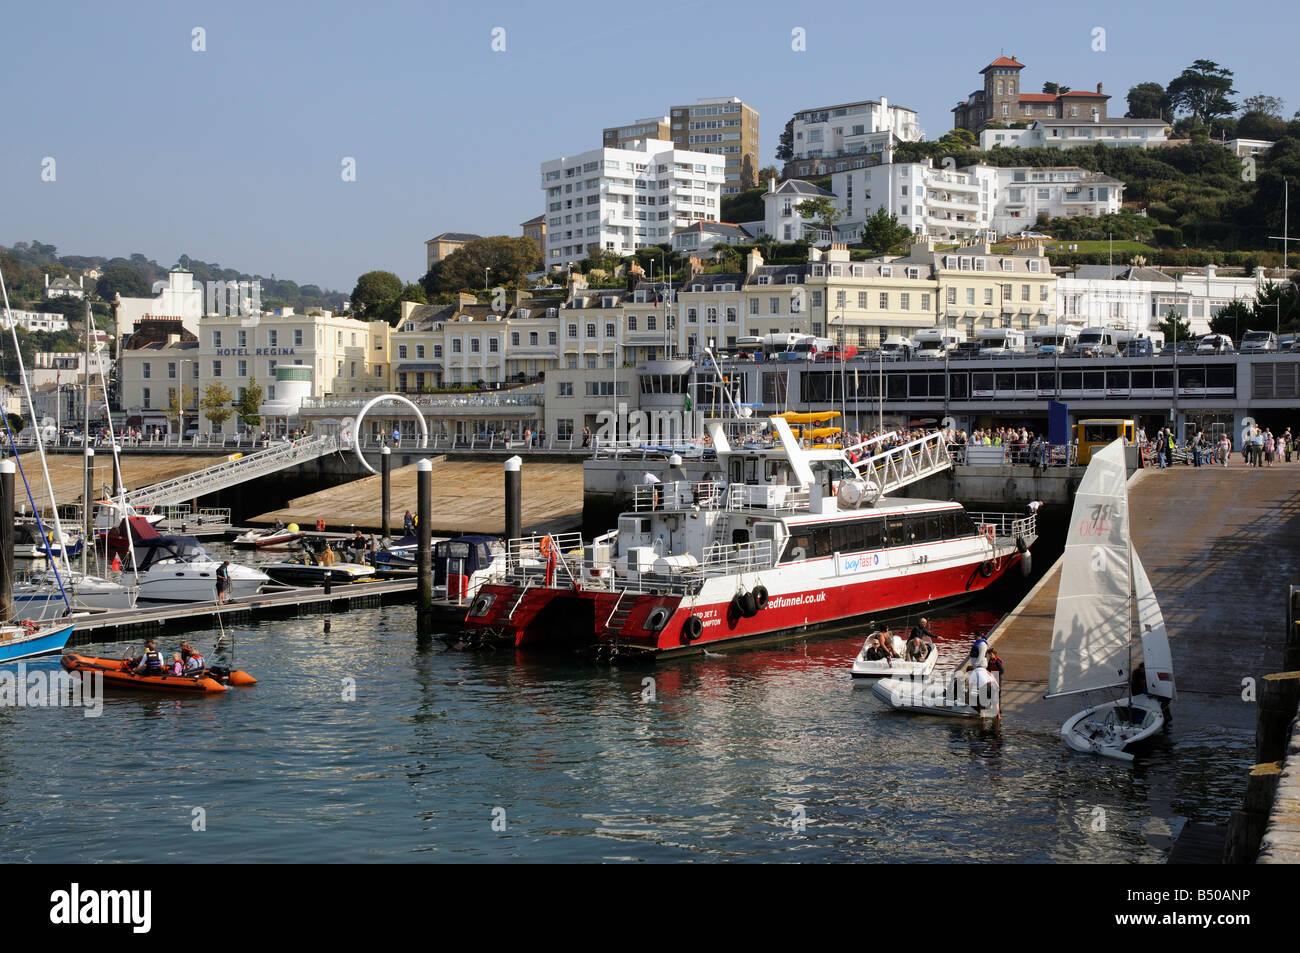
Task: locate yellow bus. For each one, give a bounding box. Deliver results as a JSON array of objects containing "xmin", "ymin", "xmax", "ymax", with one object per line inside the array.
[{"xmin": 1074, "ymin": 418, "xmax": 1135, "ymax": 465}]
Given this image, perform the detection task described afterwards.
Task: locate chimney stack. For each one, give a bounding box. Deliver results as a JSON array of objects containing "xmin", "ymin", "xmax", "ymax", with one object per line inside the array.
[{"xmin": 1097, "ymin": 82, "xmax": 1103, "ymax": 94}]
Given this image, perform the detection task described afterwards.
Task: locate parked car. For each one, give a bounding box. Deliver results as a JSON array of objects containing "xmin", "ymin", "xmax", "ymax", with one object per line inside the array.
[
  {"xmin": 1123, "ymin": 339, "xmax": 1155, "ymax": 358},
  {"xmin": 1195, "ymin": 333, "xmax": 1235, "ymax": 355}
]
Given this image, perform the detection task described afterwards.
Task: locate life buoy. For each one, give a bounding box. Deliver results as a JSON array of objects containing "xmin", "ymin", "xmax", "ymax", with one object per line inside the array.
[
  {"xmin": 316, "ymin": 518, "xmax": 325, "ymax": 532},
  {"xmin": 682, "ymin": 615, "xmax": 703, "ymax": 641},
  {"xmin": 752, "ymin": 585, "xmax": 769, "ymax": 611},
  {"xmin": 978, "ymin": 561, "xmax": 995, "ymax": 578}
]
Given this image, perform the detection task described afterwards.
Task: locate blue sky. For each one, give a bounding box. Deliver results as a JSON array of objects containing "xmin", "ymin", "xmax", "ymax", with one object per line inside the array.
[{"xmin": 4, "ymin": 0, "xmax": 1295, "ymax": 292}]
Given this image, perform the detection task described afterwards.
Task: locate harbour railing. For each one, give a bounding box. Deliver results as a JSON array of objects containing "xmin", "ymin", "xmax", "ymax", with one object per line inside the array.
[
  {"xmin": 950, "ymin": 443, "xmax": 1076, "ymax": 467},
  {"xmin": 854, "ymin": 430, "xmax": 952, "ymax": 496}
]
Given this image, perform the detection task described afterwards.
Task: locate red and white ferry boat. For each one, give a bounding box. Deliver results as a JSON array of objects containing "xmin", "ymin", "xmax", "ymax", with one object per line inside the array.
[{"xmin": 463, "ymin": 416, "xmax": 1035, "ymax": 659}]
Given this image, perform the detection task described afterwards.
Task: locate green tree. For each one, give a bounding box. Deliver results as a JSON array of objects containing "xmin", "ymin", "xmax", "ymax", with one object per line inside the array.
[
  {"xmin": 1157, "ymin": 309, "xmax": 1193, "ymax": 344},
  {"xmin": 166, "ymin": 385, "xmax": 196, "ymax": 432},
  {"xmin": 1126, "ymin": 82, "xmax": 1169, "ymax": 119},
  {"xmin": 1167, "ymin": 60, "xmax": 1237, "ymax": 125},
  {"xmin": 1242, "ymin": 94, "xmax": 1284, "ymax": 118},
  {"xmin": 757, "ymin": 165, "xmax": 781, "ymax": 186},
  {"xmin": 776, "ymin": 119, "xmax": 794, "ymax": 162},
  {"xmin": 1042, "ymin": 82, "xmax": 1071, "ymax": 95},
  {"xmin": 236, "ymin": 377, "xmax": 264, "ymax": 426},
  {"xmin": 6, "ymin": 412, "xmax": 24, "ymax": 434},
  {"xmin": 937, "ymin": 127, "xmax": 978, "ymax": 150},
  {"xmin": 1210, "ymin": 299, "xmax": 1252, "ymax": 338},
  {"xmin": 95, "ymin": 263, "xmax": 150, "ymax": 301},
  {"xmin": 859, "ymin": 208, "xmax": 914, "ymax": 254},
  {"xmin": 201, "ymin": 382, "xmax": 234, "ymax": 430},
  {"xmin": 433, "ymin": 236, "xmax": 541, "ymax": 294},
  {"xmin": 794, "ymin": 197, "xmax": 841, "ymax": 240},
  {"xmin": 350, "ymin": 270, "xmax": 403, "ymax": 316}
]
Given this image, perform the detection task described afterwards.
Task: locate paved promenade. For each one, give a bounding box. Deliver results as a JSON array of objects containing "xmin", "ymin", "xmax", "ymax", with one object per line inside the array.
[{"xmin": 988, "ymin": 459, "xmax": 1300, "ymax": 729}]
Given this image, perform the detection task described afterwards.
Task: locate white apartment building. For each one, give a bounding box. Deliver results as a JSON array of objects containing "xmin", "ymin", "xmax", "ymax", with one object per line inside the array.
[
  {"xmin": 30, "ymin": 351, "xmax": 112, "ymax": 389},
  {"xmin": 540, "ymin": 140, "xmax": 726, "ymax": 265},
  {"xmin": 980, "ymin": 117, "xmax": 1173, "ymax": 151},
  {"xmin": 830, "ymin": 160, "xmax": 998, "ymax": 243},
  {"xmin": 762, "ymin": 179, "xmax": 838, "ymax": 244},
  {"xmin": 789, "ymin": 97, "xmax": 921, "ymax": 161},
  {"xmin": 2, "ymin": 309, "xmax": 70, "ymax": 332},
  {"xmin": 992, "ymin": 166, "xmax": 1124, "ymax": 234},
  {"xmin": 1057, "ymin": 264, "xmax": 1270, "ymax": 337}
]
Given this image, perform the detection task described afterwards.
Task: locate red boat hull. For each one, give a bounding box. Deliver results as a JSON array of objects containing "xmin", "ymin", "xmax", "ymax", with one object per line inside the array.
[{"xmin": 464, "ymin": 552, "xmax": 1024, "ymax": 657}]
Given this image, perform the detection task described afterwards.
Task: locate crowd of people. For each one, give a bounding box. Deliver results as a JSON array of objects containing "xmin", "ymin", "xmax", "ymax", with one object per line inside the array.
[{"xmin": 1140, "ymin": 425, "xmax": 1296, "ymax": 469}]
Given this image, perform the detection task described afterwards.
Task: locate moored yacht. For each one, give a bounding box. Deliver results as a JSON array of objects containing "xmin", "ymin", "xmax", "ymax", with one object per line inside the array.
[{"xmin": 132, "ymin": 536, "xmax": 268, "ymax": 603}]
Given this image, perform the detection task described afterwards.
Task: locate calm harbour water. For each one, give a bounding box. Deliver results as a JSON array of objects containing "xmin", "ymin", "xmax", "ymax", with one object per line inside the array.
[{"xmin": 0, "ymin": 577, "xmax": 1252, "ymax": 863}]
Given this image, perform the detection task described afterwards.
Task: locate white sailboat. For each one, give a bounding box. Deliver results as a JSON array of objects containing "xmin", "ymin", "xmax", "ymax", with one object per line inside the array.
[{"xmin": 1049, "ymin": 438, "xmax": 1175, "ymax": 762}]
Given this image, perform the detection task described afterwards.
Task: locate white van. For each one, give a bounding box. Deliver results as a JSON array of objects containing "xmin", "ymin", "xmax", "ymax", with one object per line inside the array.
[
  {"xmin": 1030, "ymin": 324, "xmax": 1079, "ymax": 356},
  {"xmin": 1074, "ymin": 327, "xmax": 1122, "ymax": 358},
  {"xmin": 975, "ymin": 327, "xmax": 1026, "ymax": 357},
  {"xmin": 880, "ymin": 335, "xmax": 915, "ymax": 361},
  {"xmin": 1196, "ymin": 333, "xmax": 1235, "ymax": 354},
  {"xmin": 1239, "ymin": 330, "xmax": 1278, "ymax": 353},
  {"xmin": 913, "ymin": 327, "xmax": 965, "ymax": 359}
]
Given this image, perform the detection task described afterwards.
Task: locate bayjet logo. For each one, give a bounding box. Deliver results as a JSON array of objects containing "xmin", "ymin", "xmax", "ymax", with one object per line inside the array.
[{"xmin": 50, "ymin": 884, "xmax": 151, "ymax": 933}]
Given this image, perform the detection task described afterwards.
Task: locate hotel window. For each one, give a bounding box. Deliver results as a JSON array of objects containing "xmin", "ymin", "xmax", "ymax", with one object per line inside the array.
[
  {"xmin": 212, "ymin": 331, "xmax": 222, "ymax": 348},
  {"xmin": 568, "ymin": 323, "xmax": 578, "ymax": 338},
  {"xmin": 966, "ymin": 288, "xmax": 975, "ymax": 306},
  {"xmin": 167, "ymin": 363, "xmax": 176, "ymax": 379},
  {"xmin": 726, "ymin": 307, "xmax": 737, "ymax": 323},
  {"xmin": 647, "ymin": 315, "xmax": 657, "ymax": 331},
  {"xmin": 237, "ymin": 360, "xmax": 247, "ymax": 376},
  {"xmin": 451, "ymin": 340, "xmax": 461, "ymax": 353},
  {"xmin": 488, "ymin": 338, "xmax": 499, "ymax": 352},
  {"xmin": 835, "ymin": 291, "xmax": 846, "ymax": 309},
  {"xmin": 470, "ymin": 339, "xmax": 480, "ymax": 353},
  {"xmin": 268, "ymin": 330, "xmax": 278, "ymax": 346},
  {"xmin": 1002, "ymin": 284, "xmax": 1013, "ymax": 301},
  {"xmin": 811, "ymin": 292, "xmax": 822, "ymax": 308},
  {"xmin": 416, "ymin": 345, "xmax": 425, "ymax": 359},
  {"xmin": 879, "ymin": 293, "xmax": 889, "ymax": 309},
  {"xmin": 769, "ymin": 297, "xmax": 780, "ymax": 314},
  {"xmin": 749, "ymin": 297, "xmax": 759, "ymax": 315},
  {"xmin": 294, "ymin": 329, "xmax": 303, "ymax": 346},
  {"xmin": 237, "ymin": 330, "xmax": 246, "ymax": 347},
  {"xmin": 1040, "ymin": 285, "xmax": 1049, "ymax": 302},
  {"xmin": 1021, "ymin": 285, "xmax": 1030, "ymax": 301},
  {"xmin": 921, "ymin": 294, "xmax": 931, "ymax": 312},
  {"xmin": 511, "ymin": 332, "xmax": 520, "ymax": 346},
  {"xmin": 946, "ymin": 288, "xmax": 957, "ymax": 305},
  {"xmin": 687, "ymin": 308, "xmax": 698, "ymax": 323},
  {"xmin": 143, "ymin": 363, "xmax": 151, "ymax": 379},
  {"xmin": 984, "ymin": 289, "xmax": 993, "ymax": 306},
  {"xmin": 606, "ymin": 322, "xmax": 616, "ymax": 338},
  {"xmin": 858, "ymin": 292, "xmax": 868, "ymax": 309},
  {"xmin": 586, "ymin": 323, "xmax": 596, "ymax": 338},
  {"xmin": 142, "ymin": 387, "xmax": 151, "ymax": 407},
  {"xmin": 548, "ymin": 331, "xmax": 557, "ymax": 345},
  {"xmin": 900, "ymin": 293, "xmax": 910, "ymax": 311},
  {"xmin": 529, "ymin": 332, "xmax": 538, "ymax": 346},
  {"xmin": 433, "ymin": 345, "xmax": 442, "ymax": 358}
]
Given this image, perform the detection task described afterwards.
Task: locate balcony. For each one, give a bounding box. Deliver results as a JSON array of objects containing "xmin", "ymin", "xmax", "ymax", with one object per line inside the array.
[{"xmin": 926, "ymin": 193, "xmax": 979, "ymax": 213}]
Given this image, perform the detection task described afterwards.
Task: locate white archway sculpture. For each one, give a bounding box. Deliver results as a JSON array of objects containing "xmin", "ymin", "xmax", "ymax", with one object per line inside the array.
[{"xmin": 350, "ymin": 393, "xmax": 429, "ymax": 475}]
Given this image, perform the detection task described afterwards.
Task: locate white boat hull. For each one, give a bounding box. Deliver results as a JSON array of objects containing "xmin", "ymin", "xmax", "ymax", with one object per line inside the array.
[
  {"xmin": 137, "ymin": 566, "xmax": 267, "ymax": 603},
  {"xmin": 1061, "ymin": 694, "xmax": 1165, "ymax": 762},
  {"xmin": 872, "ymin": 672, "xmax": 999, "ymax": 720}
]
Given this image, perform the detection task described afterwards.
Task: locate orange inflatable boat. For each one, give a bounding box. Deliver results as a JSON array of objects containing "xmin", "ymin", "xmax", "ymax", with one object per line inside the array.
[{"xmin": 60, "ymin": 654, "xmax": 257, "ymax": 693}]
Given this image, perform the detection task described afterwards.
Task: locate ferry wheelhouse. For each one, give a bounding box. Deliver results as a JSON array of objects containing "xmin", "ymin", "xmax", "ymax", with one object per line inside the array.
[{"xmin": 464, "ymin": 413, "xmax": 1036, "ymax": 660}]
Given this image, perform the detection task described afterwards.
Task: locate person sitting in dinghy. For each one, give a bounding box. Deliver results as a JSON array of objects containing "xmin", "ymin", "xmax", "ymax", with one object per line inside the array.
[
  {"xmin": 170, "ymin": 653, "xmax": 185, "ymax": 676},
  {"xmin": 131, "ymin": 640, "xmax": 165, "ymax": 675},
  {"xmin": 863, "ymin": 630, "xmax": 899, "ymax": 661},
  {"xmin": 906, "ymin": 619, "xmax": 935, "ymax": 661},
  {"xmin": 180, "ymin": 641, "xmax": 205, "ymax": 672}
]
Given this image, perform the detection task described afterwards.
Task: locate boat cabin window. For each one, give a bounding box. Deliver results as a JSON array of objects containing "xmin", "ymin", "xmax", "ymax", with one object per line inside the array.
[
  {"xmin": 731, "ymin": 528, "xmax": 750, "ymax": 545},
  {"xmin": 779, "ymin": 510, "xmax": 974, "ymax": 562}
]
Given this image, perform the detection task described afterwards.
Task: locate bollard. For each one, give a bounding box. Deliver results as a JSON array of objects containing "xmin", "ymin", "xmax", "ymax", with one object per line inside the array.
[
  {"xmin": 1256, "ymin": 671, "xmax": 1300, "ymax": 763},
  {"xmin": 0, "ymin": 460, "xmax": 14, "ymax": 621},
  {"xmin": 381, "ymin": 445, "xmax": 391, "ymax": 540},
  {"xmin": 505, "ymin": 455, "xmax": 522, "ymax": 543},
  {"xmin": 417, "ymin": 458, "xmax": 432, "ymax": 639}
]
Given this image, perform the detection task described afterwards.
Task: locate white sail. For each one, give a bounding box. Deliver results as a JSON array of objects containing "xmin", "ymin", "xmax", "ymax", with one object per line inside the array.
[
  {"xmin": 1132, "ymin": 552, "xmax": 1176, "ymax": 701},
  {"xmin": 1048, "ymin": 439, "xmax": 1132, "ymax": 697}
]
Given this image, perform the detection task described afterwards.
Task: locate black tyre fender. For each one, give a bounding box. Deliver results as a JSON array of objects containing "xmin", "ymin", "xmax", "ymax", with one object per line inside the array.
[
  {"xmin": 1015, "ymin": 536, "xmax": 1028, "ymax": 554},
  {"xmin": 645, "ymin": 606, "xmax": 670, "ymax": 632},
  {"xmin": 739, "ymin": 590, "xmax": 758, "ymax": 618},
  {"xmin": 682, "ymin": 614, "xmax": 703, "ymax": 641},
  {"xmin": 752, "ymin": 585, "xmax": 770, "ymax": 611},
  {"xmin": 978, "ymin": 561, "xmax": 995, "ymax": 579}
]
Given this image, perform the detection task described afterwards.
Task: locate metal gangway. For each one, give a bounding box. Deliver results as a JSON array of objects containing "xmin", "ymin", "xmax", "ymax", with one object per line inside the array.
[
  {"xmin": 126, "ymin": 434, "xmax": 340, "ymax": 508},
  {"xmin": 849, "ymin": 431, "xmax": 953, "ymax": 497}
]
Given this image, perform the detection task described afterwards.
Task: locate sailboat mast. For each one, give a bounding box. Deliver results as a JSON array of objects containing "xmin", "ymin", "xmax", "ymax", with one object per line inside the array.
[{"xmin": 83, "ymin": 298, "xmax": 92, "ymax": 579}]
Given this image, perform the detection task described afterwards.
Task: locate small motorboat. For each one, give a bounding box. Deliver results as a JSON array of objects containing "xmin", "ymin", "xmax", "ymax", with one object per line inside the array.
[
  {"xmin": 261, "ymin": 541, "xmax": 374, "ymax": 586},
  {"xmin": 0, "ymin": 620, "xmax": 77, "ymax": 664},
  {"xmin": 233, "ymin": 522, "xmax": 304, "ymax": 549},
  {"xmin": 132, "ymin": 535, "xmax": 269, "ymax": 603},
  {"xmin": 850, "ymin": 631, "xmax": 939, "ymax": 680},
  {"xmin": 60, "ymin": 653, "xmax": 257, "ymax": 693}
]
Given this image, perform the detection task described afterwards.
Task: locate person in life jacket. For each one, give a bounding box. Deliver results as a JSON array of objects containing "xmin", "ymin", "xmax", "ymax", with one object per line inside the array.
[
  {"xmin": 132, "ymin": 639, "xmax": 165, "ymax": 674},
  {"xmin": 987, "ymin": 649, "xmax": 1005, "ymax": 683},
  {"xmin": 169, "ymin": 653, "xmax": 185, "ymax": 676},
  {"xmin": 540, "ymin": 535, "xmax": 558, "ymax": 587},
  {"xmin": 179, "ymin": 641, "xmax": 205, "ymax": 672}
]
